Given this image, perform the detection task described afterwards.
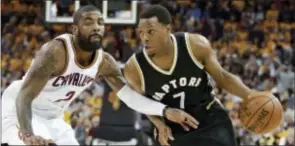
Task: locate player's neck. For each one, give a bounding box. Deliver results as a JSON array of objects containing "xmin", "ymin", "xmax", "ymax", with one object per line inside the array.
[
  {"xmin": 147, "ymin": 37, "xmax": 175, "ymax": 71},
  {"xmin": 153, "ymin": 36, "xmax": 174, "ymax": 58},
  {"xmin": 72, "ymin": 36, "xmax": 96, "ymax": 63}
]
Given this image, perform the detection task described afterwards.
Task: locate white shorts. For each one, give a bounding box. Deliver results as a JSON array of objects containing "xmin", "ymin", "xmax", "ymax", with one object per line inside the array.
[
  {"xmin": 1, "ymin": 82, "xmax": 79, "ymax": 145},
  {"xmin": 92, "ymin": 138, "xmax": 138, "ymax": 145}
]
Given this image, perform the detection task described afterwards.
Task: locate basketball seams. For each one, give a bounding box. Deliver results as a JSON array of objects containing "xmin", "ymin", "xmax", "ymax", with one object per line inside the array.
[
  {"xmin": 244, "ymin": 96, "xmax": 273, "ymax": 127},
  {"xmin": 258, "ymin": 98, "xmax": 275, "ymax": 133},
  {"xmin": 239, "ymin": 96, "xmax": 267, "ymax": 125}
]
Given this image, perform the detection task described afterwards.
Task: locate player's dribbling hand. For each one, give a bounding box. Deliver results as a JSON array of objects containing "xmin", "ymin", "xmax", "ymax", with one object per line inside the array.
[
  {"xmin": 165, "ymin": 108, "xmax": 199, "ymax": 131},
  {"xmin": 23, "ymin": 135, "xmax": 55, "ymax": 146},
  {"xmin": 245, "ymin": 91, "xmax": 272, "ymax": 103},
  {"xmin": 154, "ymin": 123, "xmax": 174, "ymax": 146}
]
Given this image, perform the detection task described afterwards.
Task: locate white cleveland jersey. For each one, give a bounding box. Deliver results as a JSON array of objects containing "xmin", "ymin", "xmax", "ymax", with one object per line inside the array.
[{"xmin": 5, "ymin": 33, "xmax": 103, "ymax": 118}]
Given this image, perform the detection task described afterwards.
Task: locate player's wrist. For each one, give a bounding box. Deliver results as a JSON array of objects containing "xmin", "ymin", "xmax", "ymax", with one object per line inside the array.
[
  {"xmin": 162, "ymin": 106, "xmax": 170, "ymax": 118},
  {"xmin": 20, "ymin": 131, "xmax": 33, "ymax": 140}
]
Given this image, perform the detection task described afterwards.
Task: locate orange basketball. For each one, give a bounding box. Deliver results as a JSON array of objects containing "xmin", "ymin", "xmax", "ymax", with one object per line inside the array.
[{"xmin": 239, "ymin": 92, "xmax": 284, "ymax": 134}]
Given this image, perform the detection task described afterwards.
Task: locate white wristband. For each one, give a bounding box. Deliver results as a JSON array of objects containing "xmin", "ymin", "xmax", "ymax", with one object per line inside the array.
[{"xmin": 117, "ymin": 85, "xmax": 166, "ymax": 116}]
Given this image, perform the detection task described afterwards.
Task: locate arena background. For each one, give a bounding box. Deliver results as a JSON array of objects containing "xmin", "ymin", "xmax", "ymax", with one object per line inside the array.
[{"xmin": 1, "ymin": 0, "xmax": 294, "ymax": 145}]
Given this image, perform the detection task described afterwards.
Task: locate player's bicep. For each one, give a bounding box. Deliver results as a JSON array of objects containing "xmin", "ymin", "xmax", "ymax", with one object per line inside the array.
[
  {"xmin": 99, "ymin": 52, "xmax": 122, "ymax": 77},
  {"xmin": 188, "ymin": 33, "xmax": 226, "ymax": 84},
  {"xmin": 203, "ymin": 51, "xmax": 226, "ymax": 83},
  {"xmin": 19, "ymin": 41, "xmax": 59, "ymax": 99},
  {"xmin": 99, "ymin": 52, "xmax": 126, "ymax": 92},
  {"xmin": 123, "ymin": 56, "xmax": 144, "ymax": 94}
]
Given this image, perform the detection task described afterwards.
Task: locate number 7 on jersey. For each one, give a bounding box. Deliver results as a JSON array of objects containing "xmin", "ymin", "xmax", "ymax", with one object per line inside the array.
[{"xmin": 173, "ymin": 91, "xmax": 185, "ymax": 109}]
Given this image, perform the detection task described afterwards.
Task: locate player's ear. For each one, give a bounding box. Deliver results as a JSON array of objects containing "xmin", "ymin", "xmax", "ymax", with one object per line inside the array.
[
  {"xmin": 72, "ymin": 25, "xmax": 78, "ymax": 36},
  {"xmin": 166, "ymin": 24, "xmax": 171, "ymax": 33}
]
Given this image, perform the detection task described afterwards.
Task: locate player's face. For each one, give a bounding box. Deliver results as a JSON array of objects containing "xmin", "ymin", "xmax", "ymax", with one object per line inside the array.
[
  {"xmin": 75, "ymin": 11, "xmax": 105, "ymax": 52},
  {"xmin": 137, "ymin": 17, "xmax": 171, "ymax": 55}
]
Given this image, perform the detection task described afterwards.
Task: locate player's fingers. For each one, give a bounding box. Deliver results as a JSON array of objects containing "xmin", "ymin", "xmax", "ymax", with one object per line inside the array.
[
  {"xmin": 46, "ymin": 139, "xmax": 55, "ymax": 146},
  {"xmin": 184, "ymin": 116, "xmax": 198, "ymax": 129},
  {"xmin": 153, "ymin": 128, "xmax": 158, "ymax": 140},
  {"xmin": 166, "ymin": 127, "xmax": 174, "ymax": 141},
  {"xmin": 41, "ymin": 140, "xmax": 47, "ymax": 146},
  {"xmin": 31, "ymin": 139, "xmax": 36, "ymax": 145},
  {"xmin": 161, "ymin": 129, "xmax": 169, "ymax": 142},
  {"xmin": 183, "ymin": 113, "xmax": 199, "ymax": 126},
  {"xmin": 27, "ymin": 138, "xmax": 35, "ymax": 145},
  {"xmin": 159, "ymin": 135, "xmax": 170, "ymax": 146},
  {"xmin": 36, "ymin": 137, "xmax": 46, "ymax": 145},
  {"xmin": 185, "ymin": 119, "xmax": 198, "ymax": 129},
  {"xmin": 180, "ymin": 123, "xmax": 190, "ymax": 131}
]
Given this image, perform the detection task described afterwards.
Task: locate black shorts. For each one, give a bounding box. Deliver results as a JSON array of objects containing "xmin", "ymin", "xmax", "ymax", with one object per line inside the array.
[
  {"xmin": 169, "ymin": 118, "xmax": 237, "ymax": 146},
  {"xmin": 155, "ymin": 102, "xmax": 237, "ymax": 146}
]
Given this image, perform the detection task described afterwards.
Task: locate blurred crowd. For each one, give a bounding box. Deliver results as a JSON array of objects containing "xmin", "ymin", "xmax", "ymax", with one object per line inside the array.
[{"xmin": 1, "ymin": 0, "xmax": 294, "ymax": 145}]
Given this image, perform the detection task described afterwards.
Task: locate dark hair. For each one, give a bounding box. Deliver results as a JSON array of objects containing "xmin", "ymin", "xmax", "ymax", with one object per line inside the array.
[
  {"xmin": 73, "ymin": 5, "xmax": 100, "ymax": 24},
  {"xmin": 139, "ymin": 5, "xmax": 172, "ymax": 25}
]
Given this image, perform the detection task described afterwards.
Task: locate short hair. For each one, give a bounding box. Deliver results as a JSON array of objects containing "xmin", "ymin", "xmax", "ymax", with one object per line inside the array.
[
  {"xmin": 73, "ymin": 5, "xmax": 100, "ymax": 24},
  {"xmin": 139, "ymin": 5, "xmax": 172, "ymax": 25}
]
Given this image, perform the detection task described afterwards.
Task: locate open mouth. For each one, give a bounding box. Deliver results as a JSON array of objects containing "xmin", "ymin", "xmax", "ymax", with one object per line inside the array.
[
  {"xmin": 145, "ymin": 46, "xmax": 153, "ymax": 50},
  {"xmin": 90, "ymin": 34, "xmax": 102, "ymax": 40}
]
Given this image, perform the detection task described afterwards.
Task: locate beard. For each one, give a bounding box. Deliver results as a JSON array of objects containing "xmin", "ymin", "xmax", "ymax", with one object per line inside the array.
[{"xmin": 77, "ymin": 31, "xmax": 102, "ymax": 52}]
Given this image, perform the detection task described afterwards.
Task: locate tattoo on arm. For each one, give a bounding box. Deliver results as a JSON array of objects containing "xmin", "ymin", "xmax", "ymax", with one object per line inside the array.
[
  {"xmin": 98, "ymin": 53, "xmax": 126, "ymax": 92},
  {"xmin": 16, "ymin": 42, "xmax": 58, "ymax": 135}
]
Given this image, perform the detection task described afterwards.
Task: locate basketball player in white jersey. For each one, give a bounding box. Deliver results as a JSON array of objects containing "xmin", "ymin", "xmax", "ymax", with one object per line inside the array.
[{"xmin": 1, "ymin": 5, "xmax": 198, "ymax": 145}]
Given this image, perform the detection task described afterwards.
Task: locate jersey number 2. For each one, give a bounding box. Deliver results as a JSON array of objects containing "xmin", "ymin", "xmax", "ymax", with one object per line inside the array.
[
  {"xmin": 173, "ymin": 91, "xmax": 185, "ymax": 109},
  {"xmin": 54, "ymin": 91, "xmax": 76, "ymax": 103}
]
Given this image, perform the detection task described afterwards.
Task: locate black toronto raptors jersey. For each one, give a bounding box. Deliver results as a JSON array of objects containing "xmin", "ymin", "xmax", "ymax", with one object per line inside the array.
[{"xmin": 135, "ymin": 32, "xmax": 218, "ymax": 134}]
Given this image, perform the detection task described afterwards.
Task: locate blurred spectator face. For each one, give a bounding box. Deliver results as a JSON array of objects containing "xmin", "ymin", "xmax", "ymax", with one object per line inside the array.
[
  {"xmin": 137, "ymin": 17, "xmax": 171, "ymax": 56},
  {"xmin": 286, "ymin": 127, "xmax": 294, "ymax": 144},
  {"xmin": 73, "ymin": 10, "xmax": 105, "ymax": 52},
  {"xmin": 91, "ymin": 116, "xmax": 100, "ymax": 127},
  {"xmin": 20, "ymin": 18, "xmax": 28, "ymax": 25},
  {"xmin": 191, "ymin": 2, "xmax": 197, "ymax": 8},
  {"xmin": 9, "ymin": 16, "xmax": 17, "ymax": 24}
]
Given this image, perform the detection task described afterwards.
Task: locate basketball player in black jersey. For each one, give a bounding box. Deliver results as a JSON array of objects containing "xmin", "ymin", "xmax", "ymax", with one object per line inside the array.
[{"xmin": 123, "ymin": 5, "xmax": 263, "ymax": 146}]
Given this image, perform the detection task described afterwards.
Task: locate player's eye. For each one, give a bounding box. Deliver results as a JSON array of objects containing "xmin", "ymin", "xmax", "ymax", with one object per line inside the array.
[
  {"xmin": 148, "ymin": 29, "xmax": 154, "ymax": 35},
  {"xmin": 98, "ymin": 19, "xmax": 104, "ymax": 25},
  {"xmin": 84, "ymin": 19, "xmax": 93, "ymax": 25}
]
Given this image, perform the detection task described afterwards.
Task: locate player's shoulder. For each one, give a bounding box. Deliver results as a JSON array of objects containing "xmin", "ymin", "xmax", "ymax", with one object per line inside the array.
[
  {"xmin": 38, "ymin": 39, "xmax": 65, "ymax": 57},
  {"xmin": 123, "ymin": 54, "xmax": 144, "ymax": 92},
  {"xmin": 186, "ymin": 32, "xmax": 211, "ymax": 48},
  {"xmin": 102, "ymin": 52, "xmax": 117, "ymax": 64},
  {"xmin": 124, "ymin": 54, "xmax": 139, "ymax": 73},
  {"xmin": 184, "ymin": 32, "xmax": 214, "ymax": 64}
]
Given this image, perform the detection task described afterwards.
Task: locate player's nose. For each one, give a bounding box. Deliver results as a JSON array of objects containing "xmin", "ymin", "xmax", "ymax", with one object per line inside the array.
[{"xmin": 142, "ymin": 34, "xmax": 149, "ymax": 43}]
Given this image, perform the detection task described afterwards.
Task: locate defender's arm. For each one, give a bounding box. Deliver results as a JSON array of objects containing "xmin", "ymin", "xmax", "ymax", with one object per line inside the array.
[
  {"xmin": 97, "ymin": 52, "xmax": 167, "ymax": 116},
  {"xmin": 16, "ymin": 40, "xmax": 65, "ymax": 136},
  {"xmin": 123, "ymin": 55, "xmax": 166, "ymax": 127}
]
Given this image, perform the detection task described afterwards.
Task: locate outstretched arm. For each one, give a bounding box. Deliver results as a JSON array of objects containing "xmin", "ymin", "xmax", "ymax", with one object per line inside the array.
[
  {"xmin": 188, "ymin": 33, "xmax": 252, "ymax": 100},
  {"xmin": 97, "ymin": 52, "xmax": 167, "ymax": 116},
  {"xmin": 122, "ymin": 55, "xmax": 165, "ymax": 127},
  {"xmin": 15, "ymin": 40, "xmax": 65, "ymax": 141}
]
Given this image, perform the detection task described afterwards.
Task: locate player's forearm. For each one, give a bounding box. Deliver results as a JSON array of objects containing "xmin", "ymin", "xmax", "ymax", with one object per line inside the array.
[
  {"xmin": 147, "ymin": 115, "xmax": 164, "ymax": 128},
  {"xmin": 15, "ymin": 92, "xmax": 34, "ymax": 135},
  {"xmin": 218, "ymin": 71, "xmax": 251, "ymax": 100},
  {"xmin": 103, "ymin": 75, "xmax": 167, "ymax": 116},
  {"xmin": 103, "ymin": 75, "xmax": 126, "ymax": 92}
]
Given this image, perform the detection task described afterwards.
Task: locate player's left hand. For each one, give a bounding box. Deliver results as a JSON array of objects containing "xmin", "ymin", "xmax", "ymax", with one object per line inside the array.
[
  {"xmin": 154, "ymin": 123, "xmax": 174, "ymax": 146},
  {"xmin": 164, "ymin": 108, "xmax": 199, "ymax": 131}
]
